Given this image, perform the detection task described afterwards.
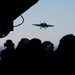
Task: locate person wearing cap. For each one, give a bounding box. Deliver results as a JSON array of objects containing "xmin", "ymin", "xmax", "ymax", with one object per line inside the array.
[{"xmin": 1, "ymin": 39, "xmax": 16, "ymax": 64}]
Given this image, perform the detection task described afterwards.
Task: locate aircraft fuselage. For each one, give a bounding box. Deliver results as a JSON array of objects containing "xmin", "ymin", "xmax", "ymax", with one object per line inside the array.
[{"xmin": 41, "ymin": 23, "xmax": 47, "ymax": 27}]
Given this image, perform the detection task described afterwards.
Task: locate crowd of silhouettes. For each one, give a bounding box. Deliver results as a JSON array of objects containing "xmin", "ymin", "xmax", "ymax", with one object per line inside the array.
[{"xmin": 0, "ymin": 34, "xmax": 75, "ymax": 67}]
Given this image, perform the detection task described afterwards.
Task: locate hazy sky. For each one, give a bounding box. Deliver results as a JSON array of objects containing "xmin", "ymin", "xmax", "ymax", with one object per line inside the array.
[{"xmin": 0, "ymin": 0, "xmax": 75, "ymax": 47}]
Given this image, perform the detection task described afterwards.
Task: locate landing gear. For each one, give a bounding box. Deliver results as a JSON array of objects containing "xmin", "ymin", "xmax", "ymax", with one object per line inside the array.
[{"xmin": 40, "ymin": 27, "xmax": 41, "ymax": 29}]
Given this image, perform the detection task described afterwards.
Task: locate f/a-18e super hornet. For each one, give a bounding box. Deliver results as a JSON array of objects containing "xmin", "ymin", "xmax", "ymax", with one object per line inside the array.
[{"xmin": 32, "ymin": 21, "xmax": 54, "ymax": 29}]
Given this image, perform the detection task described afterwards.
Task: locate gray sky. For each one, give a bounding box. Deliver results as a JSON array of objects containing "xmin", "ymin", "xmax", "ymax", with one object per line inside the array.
[{"xmin": 0, "ymin": 0, "xmax": 75, "ymax": 47}]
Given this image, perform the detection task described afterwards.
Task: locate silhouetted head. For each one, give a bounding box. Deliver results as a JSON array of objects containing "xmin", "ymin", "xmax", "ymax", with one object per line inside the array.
[
  {"xmin": 42, "ymin": 41, "xmax": 54, "ymax": 53},
  {"xmin": 4, "ymin": 39, "xmax": 14, "ymax": 48},
  {"xmin": 29, "ymin": 38, "xmax": 42, "ymax": 46},
  {"xmin": 28, "ymin": 38, "xmax": 42, "ymax": 51},
  {"xmin": 16, "ymin": 38, "xmax": 29, "ymax": 51},
  {"xmin": 20, "ymin": 38, "xmax": 29, "ymax": 45},
  {"xmin": 57, "ymin": 34, "xmax": 75, "ymax": 51}
]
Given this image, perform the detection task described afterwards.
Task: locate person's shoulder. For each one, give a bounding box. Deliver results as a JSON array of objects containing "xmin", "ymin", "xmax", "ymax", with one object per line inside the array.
[{"xmin": 1, "ymin": 49, "xmax": 7, "ymax": 53}]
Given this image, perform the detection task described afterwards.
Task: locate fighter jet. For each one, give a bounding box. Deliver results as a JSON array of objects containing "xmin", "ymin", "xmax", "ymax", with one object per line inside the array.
[{"xmin": 32, "ymin": 21, "xmax": 54, "ymax": 29}]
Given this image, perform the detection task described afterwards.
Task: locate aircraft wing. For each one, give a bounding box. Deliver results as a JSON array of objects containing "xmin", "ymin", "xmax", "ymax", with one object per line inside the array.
[
  {"xmin": 32, "ymin": 24, "xmax": 41, "ymax": 26},
  {"xmin": 46, "ymin": 25, "xmax": 54, "ymax": 27}
]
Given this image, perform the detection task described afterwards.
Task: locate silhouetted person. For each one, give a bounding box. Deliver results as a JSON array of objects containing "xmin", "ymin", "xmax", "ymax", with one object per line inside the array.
[
  {"xmin": 1, "ymin": 39, "xmax": 16, "ymax": 64},
  {"xmin": 27, "ymin": 38, "xmax": 43, "ymax": 67},
  {"xmin": 42, "ymin": 41, "xmax": 54, "ymax": 57},
  {"xmin": 52, "ymin": 34, "xmax": 75, "ymax": 64},
  {"xmin": 42, "ymin": 41, "xmax": 54, "ymax": 66},
  {"xmin": 15, "ymin": 38, "xmax": 29, "ymax": 65},
  {"xmin": 0, "ymin": 52, "xmax": 1, "ymax": 64}
]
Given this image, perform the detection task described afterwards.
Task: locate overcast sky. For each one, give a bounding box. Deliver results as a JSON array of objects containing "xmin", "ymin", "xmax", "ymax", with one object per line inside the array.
[{"xmin": 0, "ymin": 0, "xmax": 75, "ymax": 48}]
